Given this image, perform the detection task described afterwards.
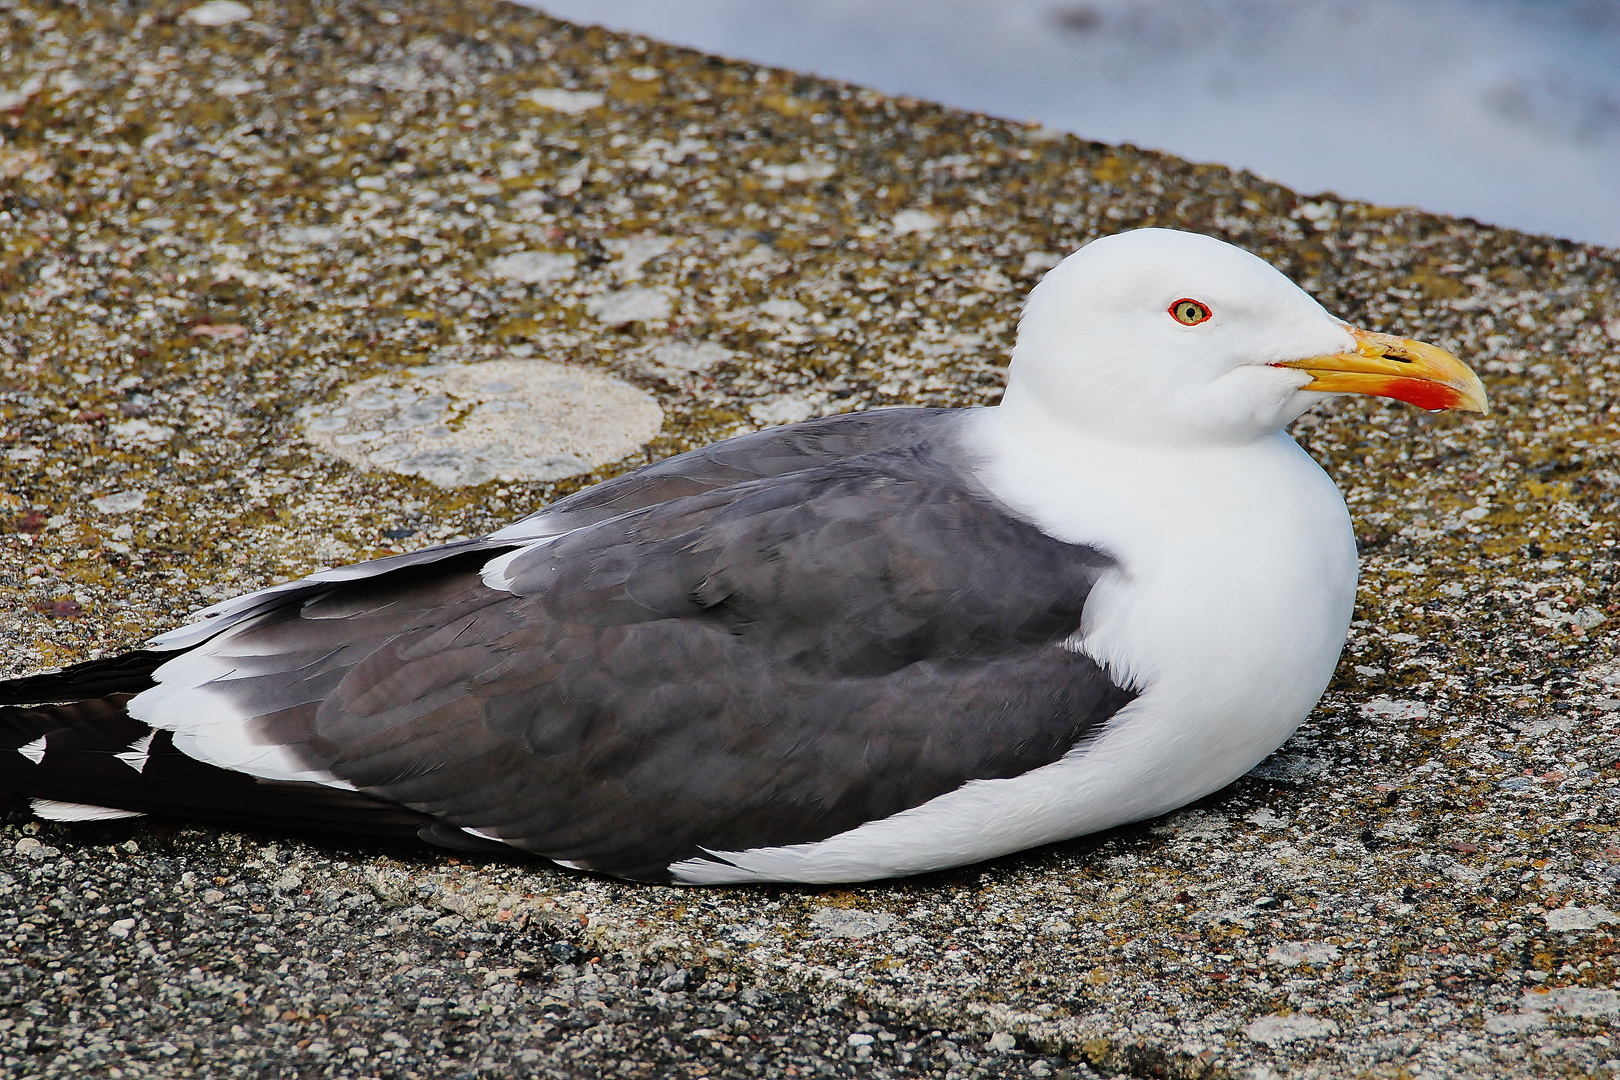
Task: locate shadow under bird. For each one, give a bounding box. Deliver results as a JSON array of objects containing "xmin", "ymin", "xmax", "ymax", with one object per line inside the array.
[{"xmin": 0, "ymin": 228, "xmax": 1486, "ymax": 884}]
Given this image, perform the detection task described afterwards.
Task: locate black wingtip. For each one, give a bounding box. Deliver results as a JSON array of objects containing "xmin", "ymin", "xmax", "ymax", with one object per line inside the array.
[{"xmin": 0, "ymin": 650, "xmax": 169, "ymax": 706}]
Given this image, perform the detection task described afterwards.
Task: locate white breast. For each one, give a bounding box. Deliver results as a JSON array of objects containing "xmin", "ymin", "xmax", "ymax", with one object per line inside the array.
[{"xmin": 671, "ymin": 407, "xmax": 1357, "ymax": 884}]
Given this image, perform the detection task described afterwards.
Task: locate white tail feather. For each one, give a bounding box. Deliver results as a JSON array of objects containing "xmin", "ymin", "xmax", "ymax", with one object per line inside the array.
[{"xmin": 32, "ymin": 799, "xmax": 147, "ymax": 822}]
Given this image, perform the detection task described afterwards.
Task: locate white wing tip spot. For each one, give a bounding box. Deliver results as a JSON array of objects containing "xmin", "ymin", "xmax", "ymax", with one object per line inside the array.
[
  {"xmin": 16, "ymin": 736, "xmax": 46, "ymax": 766},
  {"xmin": 115, "ymin": 732, "xmax": 155, "ymax": 773}
]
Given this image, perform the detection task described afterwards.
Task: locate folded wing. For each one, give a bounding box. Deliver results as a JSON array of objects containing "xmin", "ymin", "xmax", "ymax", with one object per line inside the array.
[{"xmin": 20, "ymin": 410, "xmax": 1135, "ymax": 881}]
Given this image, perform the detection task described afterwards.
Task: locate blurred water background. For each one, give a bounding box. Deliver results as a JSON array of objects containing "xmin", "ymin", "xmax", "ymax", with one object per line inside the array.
[{"xmin": 520, "ymin": 0, "xmax": 1620, "ymax": 246}]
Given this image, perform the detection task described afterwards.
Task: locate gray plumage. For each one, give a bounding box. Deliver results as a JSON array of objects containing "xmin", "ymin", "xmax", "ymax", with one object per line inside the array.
[{"xmin": 3, "ymin": 410, "xmax": 1134, "ymax": 881}]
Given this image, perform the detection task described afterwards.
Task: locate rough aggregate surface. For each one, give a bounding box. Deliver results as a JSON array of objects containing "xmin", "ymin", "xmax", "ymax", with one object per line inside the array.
[{"xmin": 2, "ymin": 0, "xmax": 1619, "ymax": 1077}]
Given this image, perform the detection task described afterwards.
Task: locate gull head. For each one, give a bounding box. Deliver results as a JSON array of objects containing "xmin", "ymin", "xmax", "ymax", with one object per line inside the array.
[{"xmin": 1002, "ymin": 228, "xmax": 1485, "ymax": 447}]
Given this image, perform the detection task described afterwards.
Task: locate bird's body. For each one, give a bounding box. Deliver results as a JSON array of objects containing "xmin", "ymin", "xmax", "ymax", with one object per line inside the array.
[{"xmin": 0, "ymin": 229, "xmax": 1484, "ymax": 883}]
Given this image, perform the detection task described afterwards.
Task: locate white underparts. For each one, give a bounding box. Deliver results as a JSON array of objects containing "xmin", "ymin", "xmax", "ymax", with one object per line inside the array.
[
  {"xmin": 673, "ymin": 409, "xmax": 1358, "ymax": 884},
  {"xmin": 669, "ymin": 739, "xmax": 1123, "ymax": 884}
]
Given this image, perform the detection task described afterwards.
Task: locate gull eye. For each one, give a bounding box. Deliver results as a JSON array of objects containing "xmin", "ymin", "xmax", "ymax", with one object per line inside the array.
[{"xmin": 1169, "ymin": 299, "xmax": 1212, "ymax": 326}]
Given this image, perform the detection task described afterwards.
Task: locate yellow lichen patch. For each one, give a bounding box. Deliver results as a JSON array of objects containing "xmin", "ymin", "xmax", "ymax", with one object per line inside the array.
[
  {"xmin": 1402, "ymin": 268, "xmax": 1471, "ymax": 301},
  {"xmin": 0, "ymin": 1, "xmax": 1617, "ymax": 1077}
]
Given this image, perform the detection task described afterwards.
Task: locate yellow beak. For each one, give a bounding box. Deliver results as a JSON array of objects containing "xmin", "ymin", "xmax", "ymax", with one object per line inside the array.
[{"xmin": 1274, "ymin": 327, "xmax": 1488, "ymax": 414}]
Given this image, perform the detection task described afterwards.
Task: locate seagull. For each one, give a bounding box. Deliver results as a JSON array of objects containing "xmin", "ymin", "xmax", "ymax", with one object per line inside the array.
[{"xmin": 0, "ymin": 229, "xmax": 1484, "ymax": 884}]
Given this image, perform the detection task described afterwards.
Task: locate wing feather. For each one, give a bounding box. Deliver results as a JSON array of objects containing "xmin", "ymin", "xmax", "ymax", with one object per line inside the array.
[{"xmin": 119, "ymin": 410, "xmax": 1135, "ymax": 879}]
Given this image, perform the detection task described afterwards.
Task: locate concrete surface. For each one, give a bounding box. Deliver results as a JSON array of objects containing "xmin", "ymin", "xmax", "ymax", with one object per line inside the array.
[{"xmin": 2, "ymin": 1, "xmax": 1618, "ymax": 1077}]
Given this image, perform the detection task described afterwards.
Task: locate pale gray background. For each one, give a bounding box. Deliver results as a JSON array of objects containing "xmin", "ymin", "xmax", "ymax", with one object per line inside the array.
[{"xmin": 522, "ymin": 0, "xmax": 1620, "ymax": 247}]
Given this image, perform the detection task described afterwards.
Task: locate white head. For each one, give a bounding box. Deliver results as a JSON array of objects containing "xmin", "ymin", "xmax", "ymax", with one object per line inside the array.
[{"xmin": 1000, "ymin": 228, "xmax": 1483, "ymax": 446}]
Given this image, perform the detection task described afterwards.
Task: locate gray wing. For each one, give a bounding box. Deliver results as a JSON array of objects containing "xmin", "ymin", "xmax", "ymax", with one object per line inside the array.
[
  {"xmin": 148, "ymin": 409, "xmax": 956, "ymax": 651},
  {"xmin": 494, "ymin": 406, "xmax": 958, "ymax": 536},
  {"xmin": 154, "ymin": 420, "xmax": 1132, "ymax": 880}
]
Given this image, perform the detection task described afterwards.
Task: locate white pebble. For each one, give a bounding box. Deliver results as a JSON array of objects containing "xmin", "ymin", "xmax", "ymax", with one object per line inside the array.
[
  {"xmin": 527, "ymin": 88, "xmax": 604, "ymax": 114},
  {"xmin": 182, "ymin": 1, "xmax": 252, "ymax": 27}
]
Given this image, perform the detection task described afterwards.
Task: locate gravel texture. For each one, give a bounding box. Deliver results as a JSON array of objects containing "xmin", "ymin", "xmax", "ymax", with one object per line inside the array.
[{"xmin": 2, "ymin": 1, "xmax": 1620, "ymax": 1077}]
